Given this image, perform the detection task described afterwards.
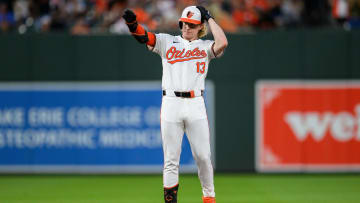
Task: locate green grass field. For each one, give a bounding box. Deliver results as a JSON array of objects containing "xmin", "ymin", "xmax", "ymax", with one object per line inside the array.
[{"xmin": 0, "ymin": 174, "xmax": 359, "ymax": 203}]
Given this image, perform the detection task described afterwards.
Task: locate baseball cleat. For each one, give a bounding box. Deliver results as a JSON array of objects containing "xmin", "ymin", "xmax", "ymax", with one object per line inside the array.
[
  {"xmin": 202, "ymin": 196, "xmax": 216, "ymax": 203},
  {"xmin": 164, "ymin": 184, "xmax": 179, "ymax": 203}
]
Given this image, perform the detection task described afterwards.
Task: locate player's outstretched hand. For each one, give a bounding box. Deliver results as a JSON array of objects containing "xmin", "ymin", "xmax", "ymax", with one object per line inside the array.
[
  {"xmin": 196, "ymin": 6, "xmax": 213, "ymax": 22},
  {"xmin": 123, "ymin": 9, "xmax": 137, "ymax": 23}
]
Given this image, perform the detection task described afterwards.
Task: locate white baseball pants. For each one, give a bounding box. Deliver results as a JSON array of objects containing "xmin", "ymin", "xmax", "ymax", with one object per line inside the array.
[{"xmin": 161, "ymin": 95, "xmax": 215, "ymax": 197}]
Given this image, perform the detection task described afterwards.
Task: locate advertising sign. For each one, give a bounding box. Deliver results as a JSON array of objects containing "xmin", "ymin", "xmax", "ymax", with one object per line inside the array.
[
  {"xmin": 256, "ymin": 80, "xmax": 360, "ymax": 172},
  {"xmin": 0, "ymin": 82, "xmax": 215, "ymax": 173}
]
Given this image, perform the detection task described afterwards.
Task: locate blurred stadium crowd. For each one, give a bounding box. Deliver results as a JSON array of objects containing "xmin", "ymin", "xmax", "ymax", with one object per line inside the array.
[{"xmin": 1, "ymin": 0, "xmax": 360, "ymax": 34}]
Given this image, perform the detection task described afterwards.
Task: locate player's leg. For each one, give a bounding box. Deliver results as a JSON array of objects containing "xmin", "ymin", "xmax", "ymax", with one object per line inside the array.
[
  {"xmin": 161, "ymin": 119, "xmax": 184, "ymax": 203},
  {"xmin": 184, "ymin": 97, "xmax": 215, "ymax": 202},
  {"xmin": 185, "ymin": 118, "xmax": 215, "ymax": 202}
]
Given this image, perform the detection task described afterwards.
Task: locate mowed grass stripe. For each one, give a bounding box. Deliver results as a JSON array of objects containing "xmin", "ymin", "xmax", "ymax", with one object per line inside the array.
[{"xmin": 0, "ymin": 174, "xmax": 359, "ymax": 203}]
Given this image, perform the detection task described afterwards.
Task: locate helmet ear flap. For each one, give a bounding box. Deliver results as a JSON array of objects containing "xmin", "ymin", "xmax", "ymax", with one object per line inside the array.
[{"xmin": 179, "ymin": 21, "xmax": 183, "ymax": 29}]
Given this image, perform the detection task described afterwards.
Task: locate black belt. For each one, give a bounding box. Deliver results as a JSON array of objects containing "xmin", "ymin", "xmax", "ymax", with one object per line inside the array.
[{"xmin": 162, "ymin": 90, "xmax": 203, "ymax": 98}]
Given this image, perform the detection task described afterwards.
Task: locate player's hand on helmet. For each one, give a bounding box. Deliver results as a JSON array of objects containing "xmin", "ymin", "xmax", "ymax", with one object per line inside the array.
[
  {"xmin": 123, "ymin": 9, "xmax": 137, "ymax": 23},
  {"xmin": 196, "ymin": 6, "xmax": 213, "ymax": 22}
]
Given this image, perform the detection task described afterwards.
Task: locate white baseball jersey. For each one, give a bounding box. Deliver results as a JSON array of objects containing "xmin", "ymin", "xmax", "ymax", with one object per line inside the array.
[{"xmin": 152, "ymin": 34, "xmax": 216, "ymax": 91}]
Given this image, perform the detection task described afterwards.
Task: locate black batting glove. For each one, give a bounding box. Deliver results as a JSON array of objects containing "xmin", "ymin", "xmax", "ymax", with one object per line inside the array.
[
  {"xmin": 123, "ymin": 9, "xmax": 137, "ymax": 23},
  {"xmin": 122, "ymin": 9, "xmax": 138, "ymax": 32},
  {"xmin": 196, "ymin": 6, "xmax": 213, "ymax": 22}
]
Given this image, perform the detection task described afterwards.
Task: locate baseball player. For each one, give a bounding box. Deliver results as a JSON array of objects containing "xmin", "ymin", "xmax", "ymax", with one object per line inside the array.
[{"xmin": 123, "ymin": 5, "xmax": 228, "ymax": 203}]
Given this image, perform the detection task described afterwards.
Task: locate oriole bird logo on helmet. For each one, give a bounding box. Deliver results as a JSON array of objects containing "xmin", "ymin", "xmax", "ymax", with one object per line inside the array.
[{"xmin": 187, "ymin": 11, "xmax": 194, "ymax": 18}]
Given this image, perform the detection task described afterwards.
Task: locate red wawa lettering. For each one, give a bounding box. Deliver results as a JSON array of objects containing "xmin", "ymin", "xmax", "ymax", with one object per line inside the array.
[{"xmin": 166, "ymin": 46, "xmax": 207, "ymax": 64}]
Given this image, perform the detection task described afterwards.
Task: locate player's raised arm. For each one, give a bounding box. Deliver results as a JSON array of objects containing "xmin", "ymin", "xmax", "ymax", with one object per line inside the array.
[
  {"xmin": 122, "ymin": 9, "xmax": 156, "ymax": 47},
  {"xmin": 197, "ymin": 6, "xmax": 228, "ymax": 57}
]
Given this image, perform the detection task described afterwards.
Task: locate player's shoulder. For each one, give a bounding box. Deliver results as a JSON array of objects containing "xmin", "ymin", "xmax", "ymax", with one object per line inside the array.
[
  {"xmin": 155, "ymin": 33, "xmax": 176, "ymax": 41},
  {"xmin": 200, "ymin": 39, "xmax": 214, "ymax": 44},
  {"xmin": 195, "ymin": 39, "xmax": 214, "ymax": 48}
]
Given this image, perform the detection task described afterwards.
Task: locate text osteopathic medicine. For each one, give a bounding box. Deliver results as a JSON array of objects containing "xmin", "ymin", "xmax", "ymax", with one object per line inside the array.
[{"xmin": 0, "ymin": 82, "xmax": 214, "ymax": 173}]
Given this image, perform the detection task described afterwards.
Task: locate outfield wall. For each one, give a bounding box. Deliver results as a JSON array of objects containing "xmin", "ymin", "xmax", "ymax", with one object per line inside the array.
[{"xmin": 1, "ymin": 29, "xmax": 360, "ymax": 172}]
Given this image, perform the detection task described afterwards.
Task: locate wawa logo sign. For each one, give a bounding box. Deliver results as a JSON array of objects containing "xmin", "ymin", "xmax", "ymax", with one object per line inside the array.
[
  {"xmin": 166, "ymin": 47, "xmax": 207, "ymax": 64},
  {"xmin": 256, "ymin": 81, "xmax": 360, "ymax": 172}
]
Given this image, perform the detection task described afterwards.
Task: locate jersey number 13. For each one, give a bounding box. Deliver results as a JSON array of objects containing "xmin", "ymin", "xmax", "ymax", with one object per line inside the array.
[{"xmin": 196, "ymin": 62, "xmax": 206, "ymax": 74}]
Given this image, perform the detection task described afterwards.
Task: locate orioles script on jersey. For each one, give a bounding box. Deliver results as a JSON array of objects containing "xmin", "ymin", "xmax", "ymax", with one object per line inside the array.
[{"xmin": 166, "ymin": 46, "xmax": 207, "ymax": 64}]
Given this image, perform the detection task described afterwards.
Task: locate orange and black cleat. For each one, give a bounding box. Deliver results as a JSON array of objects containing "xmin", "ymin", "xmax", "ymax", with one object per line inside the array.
[
  {"xmin": 203, "ymin": 196, "xmax": 216, "ymax": 203},
  {"xmin": 164, "ymin": 184, "xmax": 179, "ymax": 203}
]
